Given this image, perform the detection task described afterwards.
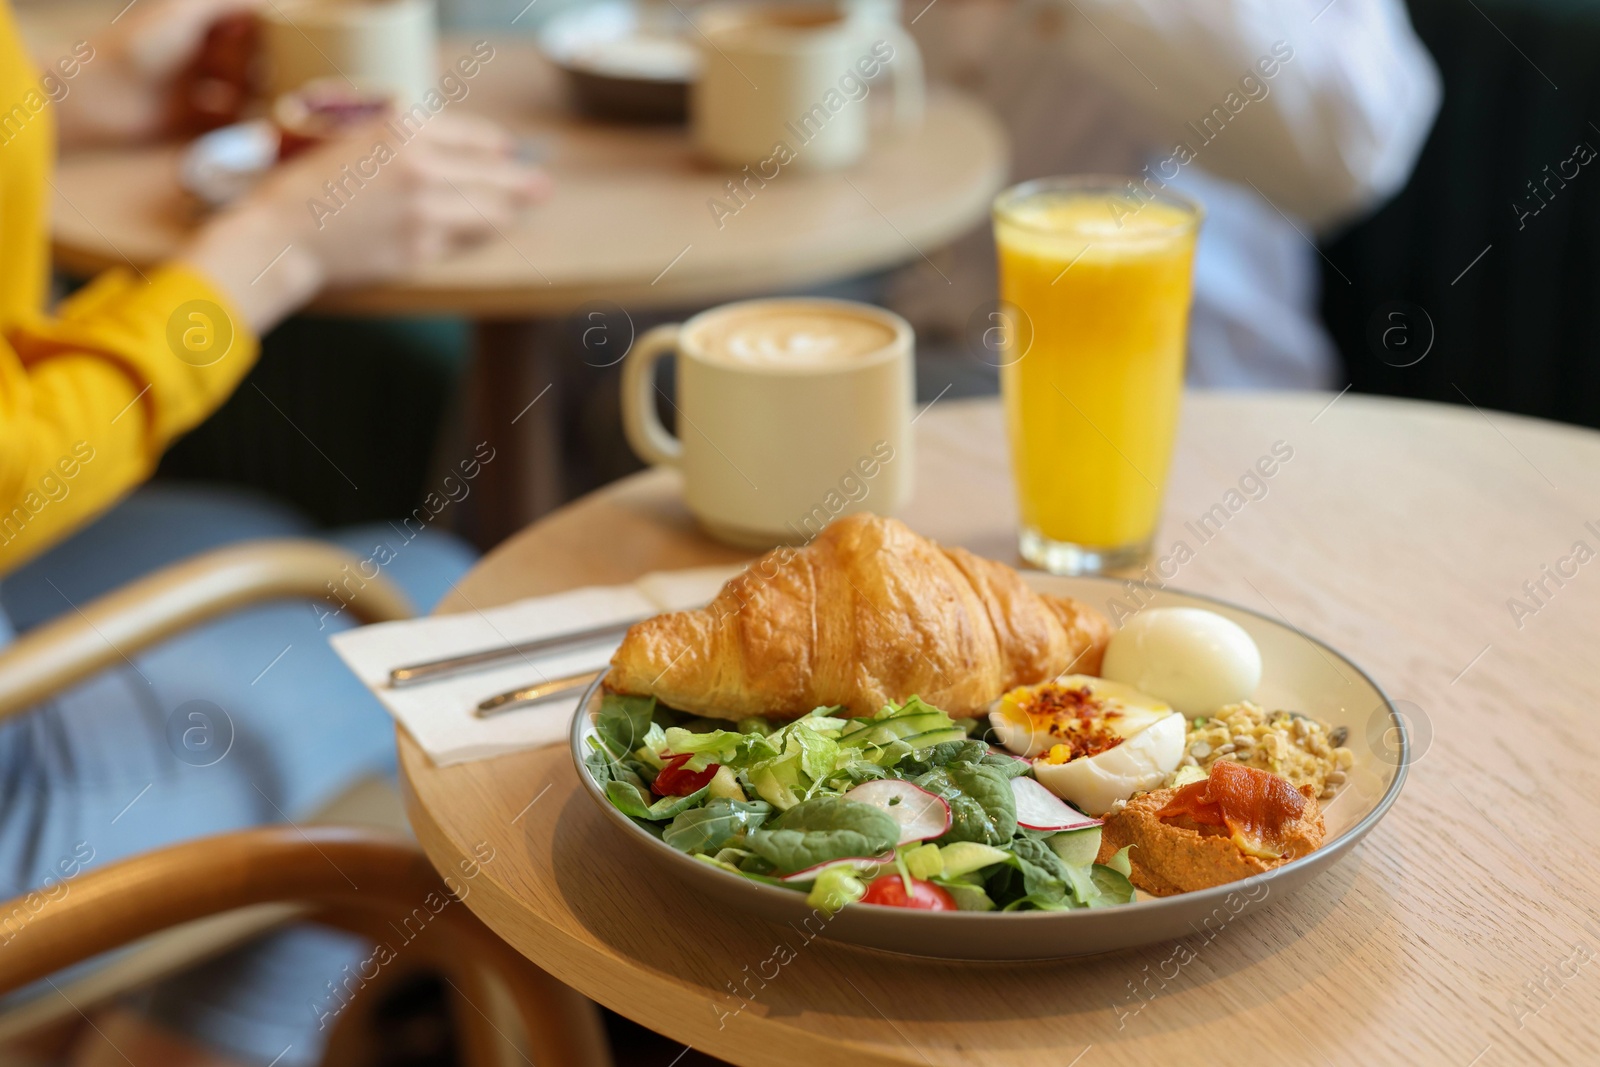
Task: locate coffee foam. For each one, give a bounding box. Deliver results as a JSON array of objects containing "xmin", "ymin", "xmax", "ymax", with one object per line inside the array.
[{"xmin": 691, "ymin": 306, "xmax": 895, "ymax": 368}]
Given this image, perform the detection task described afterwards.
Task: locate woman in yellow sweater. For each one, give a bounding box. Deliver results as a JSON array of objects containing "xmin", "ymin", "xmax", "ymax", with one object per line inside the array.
[{"xmin": 0, "ymin": 2, "xmax": 546, "ymax": 1064}]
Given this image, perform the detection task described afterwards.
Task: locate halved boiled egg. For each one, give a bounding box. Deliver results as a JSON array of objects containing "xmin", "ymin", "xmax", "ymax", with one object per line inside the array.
[
  {"xmin": 1100, "ymin": 607, "xmax": 1261, "ymax": 716},
  {"xmin": 989, "ymin": 676, "xmax": 1185, "ymax": 816}
]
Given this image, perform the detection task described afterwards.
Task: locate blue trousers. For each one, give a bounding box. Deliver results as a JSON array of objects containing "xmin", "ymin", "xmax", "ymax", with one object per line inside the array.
[{"xmin": 0, "ymin": 484, "xmax": 476, "ymax": 1066}]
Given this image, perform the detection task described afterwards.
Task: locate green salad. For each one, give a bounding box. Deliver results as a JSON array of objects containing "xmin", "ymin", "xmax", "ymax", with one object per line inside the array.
[{"xmin": 582, "ymin": 694, "xmax": 1136, "ymax": 914}]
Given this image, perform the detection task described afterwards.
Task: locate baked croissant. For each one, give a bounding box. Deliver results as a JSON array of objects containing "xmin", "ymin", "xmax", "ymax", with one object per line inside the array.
[{"xmin": 606, "ymin": 513, "xmax": 1111, "ymax": 720}]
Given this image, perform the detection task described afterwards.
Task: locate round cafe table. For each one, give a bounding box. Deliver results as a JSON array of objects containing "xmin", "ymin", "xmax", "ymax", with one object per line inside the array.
[
  {"xmin": 403, "ymin": 392, "xmax": 1600, "ymax": 1065},
  {"xmin": 34, "ymin": 17, "xmax": 1005, "ymax": 542}
]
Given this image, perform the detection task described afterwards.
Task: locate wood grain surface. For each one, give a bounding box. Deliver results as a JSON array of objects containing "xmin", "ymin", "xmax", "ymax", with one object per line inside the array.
[
  {"xmin": 402, "ymin": 393, "xmax": 1600, "ymax": 1065},
  {"xmin": 43, "ymin": 33, "xmax": 1007, "ymax": 317}
]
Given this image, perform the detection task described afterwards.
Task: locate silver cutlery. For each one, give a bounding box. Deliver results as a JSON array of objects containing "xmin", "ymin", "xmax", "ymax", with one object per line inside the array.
[
  {"xmin": 388, "ymin": 617, "xmax": 645, "ymax": 688},
  {"xmin": 474, "ymin": 668, "xmax": 606, "ymax": 718}
]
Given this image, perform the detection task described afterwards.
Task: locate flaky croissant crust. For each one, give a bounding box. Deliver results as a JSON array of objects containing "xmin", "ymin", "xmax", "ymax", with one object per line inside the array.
[{"xmin": 606, "ymin": 514, "xmax": 1111, "ymax": 721}]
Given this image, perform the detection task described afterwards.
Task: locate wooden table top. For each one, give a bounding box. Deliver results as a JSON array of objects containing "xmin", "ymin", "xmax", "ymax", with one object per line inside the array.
[
  {"xmin": 402, "ymin": 392, "xmax": 1600, "ymax": 1066},
  {"xmin": 42, "ymin": 32, "xmax": 1006, "ymax": 317}
]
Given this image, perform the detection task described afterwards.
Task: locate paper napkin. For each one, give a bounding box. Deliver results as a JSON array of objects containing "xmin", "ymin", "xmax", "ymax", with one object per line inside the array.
[{"xmin": 330, "ymin": 565, "xmax": 742, "ymax": 765}]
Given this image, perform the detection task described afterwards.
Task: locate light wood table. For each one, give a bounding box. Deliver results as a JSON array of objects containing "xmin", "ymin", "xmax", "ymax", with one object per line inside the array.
[
  {"xmin": 36, "ymin": 14, "xmax": 1006, "ymax": 540},
  {"xmin": 402, "ymin": 392, "xmax": 1600, "ymax": 1066}
]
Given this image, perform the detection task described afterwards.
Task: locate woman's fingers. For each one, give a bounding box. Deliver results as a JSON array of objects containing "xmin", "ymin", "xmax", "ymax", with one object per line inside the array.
[
  {"xmin": 406, "ymin": 110, "xmax": 519, "ymax": 156},
  {"xmin": 412, "ymin": 148, "xmax": 552, "ymax": 204}
]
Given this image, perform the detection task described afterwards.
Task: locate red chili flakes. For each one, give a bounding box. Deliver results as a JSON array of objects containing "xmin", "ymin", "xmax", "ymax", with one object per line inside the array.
[{"xmin": 1025, "ymin": 684, "xmax": 1125, "ymax": 761}]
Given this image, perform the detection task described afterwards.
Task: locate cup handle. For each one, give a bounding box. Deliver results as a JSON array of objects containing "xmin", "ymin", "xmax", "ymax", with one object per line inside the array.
[
  {"xmin": 621, "ymin": 323, "xmax": 683, "ymax": 468},
  {"xmin": 879, "ymin": 23, "xmax": 924, "ymax": 133}
]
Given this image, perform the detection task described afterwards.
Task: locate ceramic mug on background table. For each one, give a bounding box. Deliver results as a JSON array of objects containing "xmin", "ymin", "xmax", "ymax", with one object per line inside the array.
[
  {"xmin": 263, "ymin": 0, "xmax": 439, "ymax": 108},
  {"xmin": 692, "ymin": 0, "xmax": 923, "ymax": 171},
  {"xmin": 620, "ymin": 298, "xmax": 915, "ymax": 548}
]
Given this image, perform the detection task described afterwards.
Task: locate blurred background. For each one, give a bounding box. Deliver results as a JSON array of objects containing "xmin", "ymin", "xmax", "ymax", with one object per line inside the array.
[{"xmin": 20, "ymin": 0, "xmax": 1600, "ymax": 546}]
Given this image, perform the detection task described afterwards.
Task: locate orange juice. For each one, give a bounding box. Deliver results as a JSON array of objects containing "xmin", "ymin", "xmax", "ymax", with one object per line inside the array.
[{"xmin": 993, "ymin": 178, "xmax": 1200, "ymax": 573}]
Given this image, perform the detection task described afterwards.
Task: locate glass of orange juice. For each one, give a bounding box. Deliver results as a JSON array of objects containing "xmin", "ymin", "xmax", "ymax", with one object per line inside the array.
[{"xmin": 992, "ymin": 176, "xmax": 1202, "ymax": 575}]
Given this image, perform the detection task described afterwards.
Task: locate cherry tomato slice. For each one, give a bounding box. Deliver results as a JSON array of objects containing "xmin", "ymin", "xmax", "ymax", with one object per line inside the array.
[
  {"xmin": 859, "ymin": 875, "xmax": 957, "ymax": 911},
  {"xmin": 652, "ymin": 753, "xmax": 719, "ymax": 796}
]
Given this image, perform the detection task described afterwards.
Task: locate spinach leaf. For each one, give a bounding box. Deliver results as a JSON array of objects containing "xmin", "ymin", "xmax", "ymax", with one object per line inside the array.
[
  {"xmin": 662, "ymin": 799, "xmax": 772, "ymax": 853},
  {"xmin": 1012, "ymin": 836, "xmax": 1071, "ymax": 904},
  {"xmin": 746, "ymin": 797, "xmax": 899, "ymax": 873},
  {"xmin": 896, "ymin": 739, "xmax": 989, "ymax": 776},
  {"xmin": 738, "ymin": 852, "xmax": 778, "ymax": 876},
  {"xmin": 596, "ymin": 694, "xmax": 657, "ymax": 758},
  {"xmin": 604, "ymin": 780, "xmax": 709, "ymax": 821},
  {"xmin": 979, "ymin": 752, "xmax": 1032, "ymax": 779},
  {"xmin": 916, "ymin": 763, "xmax": 1018, "ymax": 846}
]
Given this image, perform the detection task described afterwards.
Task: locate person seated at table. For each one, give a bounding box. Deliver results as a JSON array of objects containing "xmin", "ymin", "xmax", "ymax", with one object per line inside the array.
[
  {"xmin": 895, "ymin": 0, "xmax": 1441, "ymax": 389},
  {"xmin": 0, "ymin": 0, "xmax": 548, "ymax": 1064}
]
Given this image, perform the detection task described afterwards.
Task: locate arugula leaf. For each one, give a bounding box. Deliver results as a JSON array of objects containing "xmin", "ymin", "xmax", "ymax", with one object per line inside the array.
[
  {"xmin": 596, "ymin": 694, "xmax": 657, "ymax": 758},
  {"xmin": 604, "ymin": 780, "xmax": 709, "ymax": 821},
  {"xmin": 662, "ymin": 798, "xmax": 772, "ymax": 853},
  {"xmin": 746, "ymin": 797, "xmax": 899, "ymax": 874},
  {"xmin": 825, "ymin": 759, "xmax": 890, "ymax": 789},
  {"xmin": 582, "ymin": 739, "xmax": 613, "ymax": 785},
  {"xmin": 583, "ymin": 736, "xmax": 651, "ymax": 791}
]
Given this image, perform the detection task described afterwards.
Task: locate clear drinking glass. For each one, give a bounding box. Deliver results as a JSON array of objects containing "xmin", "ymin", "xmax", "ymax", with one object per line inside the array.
[{"xmin": 992, "ymin": 176, "xmax": 1202, "ymax": 575}]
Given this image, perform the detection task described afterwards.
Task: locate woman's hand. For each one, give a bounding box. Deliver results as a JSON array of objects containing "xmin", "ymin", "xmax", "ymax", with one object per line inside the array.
[
  {"xmin": 53, "ymin": 0, "xmax": 258, "ymax": 150},
  {"xmin": 178, "ymin": 112, "xmax": 551, "ymax": 333}
]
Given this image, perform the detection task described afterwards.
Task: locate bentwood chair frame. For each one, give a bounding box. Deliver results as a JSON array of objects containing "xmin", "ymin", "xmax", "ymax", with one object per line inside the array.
[{"xmin": 0, "ymin": 540, "xmax": 610, "ymax": 1067}]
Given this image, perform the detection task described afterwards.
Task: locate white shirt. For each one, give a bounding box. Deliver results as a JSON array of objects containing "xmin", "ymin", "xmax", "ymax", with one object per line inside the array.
[{"xmin": 891, "ymin": 0, "xmax": 1442, "ymax": 387}]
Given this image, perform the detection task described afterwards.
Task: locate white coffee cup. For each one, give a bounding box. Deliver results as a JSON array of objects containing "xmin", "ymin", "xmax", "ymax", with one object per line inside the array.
[
  {"xmin": 691, "ymin": 0, "xmax": 924, "ymax": 172},
  {"xmin": 263, "ymin": 0, "xmax": 439, "ymax": 109},
  {"xmin": 621, "ymin": 298, "xmax": 915, "ymax": 547}
]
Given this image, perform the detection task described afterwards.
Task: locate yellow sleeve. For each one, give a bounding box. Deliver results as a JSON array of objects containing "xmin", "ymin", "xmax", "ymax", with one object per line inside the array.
[{"xmin": 0, "ymin": 264, "xmax": 260, "ymax": 574}]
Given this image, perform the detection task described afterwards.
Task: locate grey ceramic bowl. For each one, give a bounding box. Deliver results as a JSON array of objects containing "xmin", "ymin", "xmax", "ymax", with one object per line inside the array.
[{"xmin": 570, "ymin": 574, "xmax": 1407, "ymax": 960}]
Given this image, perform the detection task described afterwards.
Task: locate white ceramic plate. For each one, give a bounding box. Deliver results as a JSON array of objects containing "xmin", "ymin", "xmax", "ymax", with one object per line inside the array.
[{"xmin": 570, "ymin": 574, "xmax": 1406, "ymax": 960}]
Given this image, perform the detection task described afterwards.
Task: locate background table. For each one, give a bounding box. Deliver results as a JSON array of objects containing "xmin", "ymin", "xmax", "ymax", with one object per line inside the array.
[
  {"xmin": 402, "ymin": 392, "xmax": 1600, "ymax": 1066},
  {"xmin": 27, "ymin": 3, "xmax": 1006, "ymax": 540}
]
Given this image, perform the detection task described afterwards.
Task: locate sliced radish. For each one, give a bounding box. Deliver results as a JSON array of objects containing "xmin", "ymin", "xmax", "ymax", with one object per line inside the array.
[
  {"xmin": 844, "ymin": 780, "xmax": 952, "ymax": 844},
  {"xmin": 1011, "ymin": 776, "xmax": 1101, "ymax": 831},
  {"xmin": 778, "ymin": 854, "xmax": 894, "ymax": 884}
]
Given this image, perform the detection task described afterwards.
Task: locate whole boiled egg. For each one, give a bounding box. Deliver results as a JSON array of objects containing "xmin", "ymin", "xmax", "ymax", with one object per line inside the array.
[
  {"xmin": 989, "ymin": 677, "xmax": 1185, "ymax": 816},
  {"xmin": 1100, "ymin": 607, "xmax": 1262, "ymax": 717}
]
